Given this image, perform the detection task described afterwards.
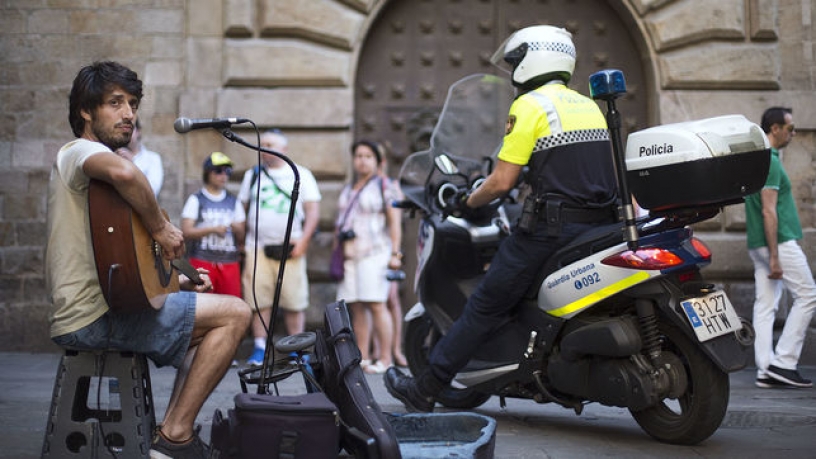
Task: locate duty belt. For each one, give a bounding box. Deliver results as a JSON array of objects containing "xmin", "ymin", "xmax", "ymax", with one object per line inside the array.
[{"xmin": 542, "ymin": 200, "xmax": 617, "ymax": 236}]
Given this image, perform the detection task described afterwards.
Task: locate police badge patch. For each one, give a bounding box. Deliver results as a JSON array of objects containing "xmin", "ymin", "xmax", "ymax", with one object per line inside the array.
[{"xmin": 505, "ymin": 115, "xmax": 516, "ymax": 135}]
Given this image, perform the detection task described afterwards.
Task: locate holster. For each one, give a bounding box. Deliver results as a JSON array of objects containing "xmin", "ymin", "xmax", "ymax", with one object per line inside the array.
[{"xmin": 544, "ymin": 199, "xmax": 564, "ymax": 237}]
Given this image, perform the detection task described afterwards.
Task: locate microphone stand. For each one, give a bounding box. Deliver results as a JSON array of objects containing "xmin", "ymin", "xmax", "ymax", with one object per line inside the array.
[{"xmin": 218, "ymin": 127, "xmax": 300, "ymax": 393}]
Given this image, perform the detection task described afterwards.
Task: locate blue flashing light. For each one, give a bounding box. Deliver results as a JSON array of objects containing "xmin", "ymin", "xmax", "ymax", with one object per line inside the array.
[{"xmin": 589, "ymin": 69, "xmax": 627, "ymax": 100}]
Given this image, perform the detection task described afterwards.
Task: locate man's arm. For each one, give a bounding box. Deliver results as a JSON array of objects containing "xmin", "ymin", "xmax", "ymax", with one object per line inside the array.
[
  {"xmin": 181, "ymin": 218, "xmax": 228, "ymax": 239},
  {"xmin": 231, "ymin": 220, "xmax": 246, "ymax": 248},
  {"xmin": 292, "ymin": 201, "xmax": 319, "ymax": 258},
  {"xmin": 466, "ymin": 159, "xmax": 523, "ymax": 208},
  {"xmin": 83, "ymin": 152, "xmax": 184, "ymax": 259},
  {"xmin": 760, "ymin": 188, "xmax": 782, "ymax": 279}
]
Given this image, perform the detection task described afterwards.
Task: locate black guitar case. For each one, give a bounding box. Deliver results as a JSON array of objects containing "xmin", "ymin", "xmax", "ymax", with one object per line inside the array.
[{"xmin": 314, "ymin": 301, "xmax": 402, "ymax": 459}]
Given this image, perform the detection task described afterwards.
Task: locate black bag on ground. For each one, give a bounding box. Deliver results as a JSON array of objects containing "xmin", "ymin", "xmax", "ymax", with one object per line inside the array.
[
  {"xmin": 211, "ymin": 392, "xmax": 340, "ymax": 459},
  {"xmin": 314, "ymin": 301, "xmax": 402, "ymax": 459}
]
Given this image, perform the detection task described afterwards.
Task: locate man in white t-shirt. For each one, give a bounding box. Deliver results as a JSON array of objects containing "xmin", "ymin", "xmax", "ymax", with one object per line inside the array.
[
  {"xmin": 238, "ymin": 129, "xmax": 322, "ymax": 366},
  {"xmin": 128, "ymin": 118, "xmax": 164, "ymax": 196}
]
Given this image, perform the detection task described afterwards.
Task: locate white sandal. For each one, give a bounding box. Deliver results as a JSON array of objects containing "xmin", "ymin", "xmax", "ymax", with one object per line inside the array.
[{"xmin": 363, "ymin": 360, "xmax": 389, "ymax": 374}]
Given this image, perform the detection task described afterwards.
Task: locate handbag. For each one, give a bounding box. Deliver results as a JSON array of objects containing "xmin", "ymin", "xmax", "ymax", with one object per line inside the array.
[{"xmin": 329, "ymin": 243, "xmax": 345, "ymax": 281}]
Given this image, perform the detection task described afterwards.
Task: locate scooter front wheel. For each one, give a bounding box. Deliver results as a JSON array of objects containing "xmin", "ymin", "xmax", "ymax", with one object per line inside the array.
[
  {"xmin": 404, "ymin": 314, "xmax": 492, "ymax": 409},
  {"xmin": 629, "ymin": 320, "xmax": 729, "ymax": 445}
]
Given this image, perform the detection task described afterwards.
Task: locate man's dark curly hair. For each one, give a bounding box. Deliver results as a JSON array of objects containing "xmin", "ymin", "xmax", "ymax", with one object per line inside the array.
[{"xmin": 68, "ymin": 61, "xmax": 143, "ymax": 138}]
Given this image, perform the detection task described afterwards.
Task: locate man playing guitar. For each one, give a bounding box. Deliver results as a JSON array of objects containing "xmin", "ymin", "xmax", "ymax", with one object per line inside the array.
[{"xmin": 46, "ymin": 61, "xmax": 251, "ymax": 458}]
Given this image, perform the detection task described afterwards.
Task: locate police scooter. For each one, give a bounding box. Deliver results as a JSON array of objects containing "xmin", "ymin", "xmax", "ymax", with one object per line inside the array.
[{"xmin": 396, "ymin": 71, "xmax": 767, "ymax": 445}]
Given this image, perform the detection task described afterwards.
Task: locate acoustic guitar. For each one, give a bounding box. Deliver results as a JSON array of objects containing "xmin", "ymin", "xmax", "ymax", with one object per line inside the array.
[{"xmin": 88, "ymin": 179, "xmax": 200, "ymax": 313}]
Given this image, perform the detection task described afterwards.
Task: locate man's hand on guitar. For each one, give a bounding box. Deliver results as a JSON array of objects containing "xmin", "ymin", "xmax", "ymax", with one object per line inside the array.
[
  {"xmin": 153, "ymin": 220, "xmax": 185, "ymax": 260},
  {"xmin": 180, "ymin": 268, "xmax": 213, "ymax": 293}
]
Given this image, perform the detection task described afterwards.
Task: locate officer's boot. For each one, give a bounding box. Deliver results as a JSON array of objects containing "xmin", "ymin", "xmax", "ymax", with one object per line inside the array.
[{"xmin": 384, "ymin": 367, "xmax": 445, "ymax": 413}]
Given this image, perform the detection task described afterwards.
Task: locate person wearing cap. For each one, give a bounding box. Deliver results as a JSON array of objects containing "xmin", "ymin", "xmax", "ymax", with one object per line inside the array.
[
  {"xmin": 238, "ymin": 129, "xmax": 322, "ymax": 366},
  {"xmin": 181, "ymin": 152, "xmax": 247, "ymax": 298},
  {"xmin": 385, "ymin": 25, "xmax": 618, "ymax": 412}
]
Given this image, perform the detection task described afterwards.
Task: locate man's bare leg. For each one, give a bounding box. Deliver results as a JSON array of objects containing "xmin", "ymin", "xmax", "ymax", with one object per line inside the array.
[
  {"xmin": 160, "ymin": 293, "xmax": 251, "ymax": 441},
  {"xmin": 284, "ymin": 310, "xmax": 305, "ymax": 336},
  {"xmin": 165, "ymin": 347, "xmax": 197, "ymax": 416},
  {"xmin": 252, "ymin": 307, "xmax": 272, "ymax": 343}
]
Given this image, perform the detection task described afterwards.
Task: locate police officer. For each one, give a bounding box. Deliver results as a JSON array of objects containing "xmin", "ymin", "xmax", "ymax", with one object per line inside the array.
[{"xmin": 385, "ymin": 25, "xmax": 619, "ymax": 412}]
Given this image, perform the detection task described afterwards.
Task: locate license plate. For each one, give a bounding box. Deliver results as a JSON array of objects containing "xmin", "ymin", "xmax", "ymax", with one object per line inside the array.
[{"xmin": 680, "ymin": 291, "xmax": 742, "ymax": 342}]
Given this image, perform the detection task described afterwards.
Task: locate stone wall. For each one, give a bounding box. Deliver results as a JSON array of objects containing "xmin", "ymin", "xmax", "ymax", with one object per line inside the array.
[
  {"xmin": 1, "ymin": 0, "xmax": 814, "ymax": 355},
  {"xmin": 0, "ymin": 1, "xmax": 191, "ymax": 351}
]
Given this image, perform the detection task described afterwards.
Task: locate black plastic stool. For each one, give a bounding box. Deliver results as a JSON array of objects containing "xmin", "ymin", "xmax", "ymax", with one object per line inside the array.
[{"xmin": 41, "ymin": 349, "xmax": 156, "ymax": 458}]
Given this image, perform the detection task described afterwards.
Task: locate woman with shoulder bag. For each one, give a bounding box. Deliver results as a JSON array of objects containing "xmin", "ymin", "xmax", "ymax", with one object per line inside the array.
[{"xmin": 334, "ymin": 140, "xmax": 403, "ymax": 374}]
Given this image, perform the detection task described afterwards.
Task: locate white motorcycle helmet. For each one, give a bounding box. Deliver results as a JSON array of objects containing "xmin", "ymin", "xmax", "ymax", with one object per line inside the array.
[{"xmin": 490, "ymin": 25, "xmax": 576, "ymax": 87}]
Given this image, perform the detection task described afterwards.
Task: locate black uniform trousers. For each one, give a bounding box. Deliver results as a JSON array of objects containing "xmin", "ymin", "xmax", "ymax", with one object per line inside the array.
[{"xmin": 427, "ymin": 220, "xmax": 597, "ymax": 384}]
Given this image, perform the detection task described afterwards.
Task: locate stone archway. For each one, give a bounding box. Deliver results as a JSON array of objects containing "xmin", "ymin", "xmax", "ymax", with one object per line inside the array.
[{"xmin": 354, "ymin": 0, "xmax": 649, "ymax": 177}]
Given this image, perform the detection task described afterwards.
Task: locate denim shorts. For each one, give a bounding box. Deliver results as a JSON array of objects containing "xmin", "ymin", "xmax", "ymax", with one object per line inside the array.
[{"xmin": 52, "ymin": 291, "xmax": 196, "ymax": 368}]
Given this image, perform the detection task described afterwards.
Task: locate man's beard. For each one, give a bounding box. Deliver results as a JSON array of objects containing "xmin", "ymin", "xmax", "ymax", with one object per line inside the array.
[{"xmin": 90, "ymin": 118, "xmax": 132, "ymax": 150}]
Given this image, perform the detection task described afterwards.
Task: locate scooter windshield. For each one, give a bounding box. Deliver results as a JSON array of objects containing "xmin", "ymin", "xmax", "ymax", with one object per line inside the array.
[{"xmin": 399, "ymin": 74, "xmax": 516, "ymax": 212}]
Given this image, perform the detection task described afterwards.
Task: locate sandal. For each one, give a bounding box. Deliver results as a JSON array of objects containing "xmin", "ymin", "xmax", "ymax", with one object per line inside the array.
[{"xmin": 363, "ymin": 360, "xmax": 389, "ymax": 374}]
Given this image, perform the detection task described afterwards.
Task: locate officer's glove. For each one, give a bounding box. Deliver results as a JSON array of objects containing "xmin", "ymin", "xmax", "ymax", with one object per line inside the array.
[{"xmin": 444, "ymin": 188, "xmax": 472, "ymax": 219}]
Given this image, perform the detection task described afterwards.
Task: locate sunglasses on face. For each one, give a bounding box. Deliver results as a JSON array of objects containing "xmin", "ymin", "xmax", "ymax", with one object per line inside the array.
[
  {"xmin": 211, "ymin": 166, "xmax": 232, "ymax": 175},
  {"xmin": 784, "ymin": 124, "xmax": 796, "ymax": 133}
]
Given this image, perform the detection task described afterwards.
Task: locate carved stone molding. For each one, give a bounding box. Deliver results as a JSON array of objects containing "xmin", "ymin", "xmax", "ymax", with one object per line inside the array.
[
  {"xmin": 223, "ymin": 39, "xmax": 350, "ymax": 87},
  {"xmin": 659, "ymin": 44, "xmax": 779, "ymax": 89}
]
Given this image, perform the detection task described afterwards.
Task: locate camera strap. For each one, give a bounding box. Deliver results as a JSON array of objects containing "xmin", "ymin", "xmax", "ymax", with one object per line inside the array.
[
  {"xmin": 251, "ymin": 165, "xmax": 293, "ymax": 200},
  {"xmin": 336, "ymin": 176, "xmax": 376, "ymax": 234}
]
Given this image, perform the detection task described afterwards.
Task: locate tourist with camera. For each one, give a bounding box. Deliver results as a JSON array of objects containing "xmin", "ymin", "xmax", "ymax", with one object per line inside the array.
[{"xmin": 334, "ymin": 140, "xmax": 403, "ymax": 374}]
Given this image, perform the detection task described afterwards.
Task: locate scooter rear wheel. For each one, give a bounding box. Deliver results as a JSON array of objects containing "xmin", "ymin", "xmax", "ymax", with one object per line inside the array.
[
  {"xmin": 404, "ymin": 314, "xmax": 492, "ymax": 409},
  {"xmin": 629, "ymin": 321, "xmax": 729, "ymax": 445}
]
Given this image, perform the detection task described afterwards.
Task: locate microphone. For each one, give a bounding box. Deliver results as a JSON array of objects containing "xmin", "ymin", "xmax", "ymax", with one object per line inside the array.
[{"xmin": 173, "ymin": 117, "xmax": 249, "ymax": 133}]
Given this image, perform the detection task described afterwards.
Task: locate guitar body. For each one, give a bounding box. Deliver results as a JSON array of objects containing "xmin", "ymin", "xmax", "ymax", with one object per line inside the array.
[{"xmin": 89, "ymin": 180, "xmax": 178, "ymax": 313}]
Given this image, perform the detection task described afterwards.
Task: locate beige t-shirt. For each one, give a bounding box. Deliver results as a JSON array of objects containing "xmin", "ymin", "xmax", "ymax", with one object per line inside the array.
[{"xmin": 46, "ymin": 139, "xmax": 110, "ymax": 337}]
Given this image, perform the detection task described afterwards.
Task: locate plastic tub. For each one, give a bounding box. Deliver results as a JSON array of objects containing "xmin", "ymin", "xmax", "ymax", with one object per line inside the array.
[{"xmin": 386, "ymin": 412, "xmax": 496, "ymax": 459}]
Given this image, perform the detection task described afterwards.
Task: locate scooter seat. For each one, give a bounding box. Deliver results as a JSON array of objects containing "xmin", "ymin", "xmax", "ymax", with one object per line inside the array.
[{"xmin": 524, "ymin": 222, "xmax": 624, "ymax": 299}]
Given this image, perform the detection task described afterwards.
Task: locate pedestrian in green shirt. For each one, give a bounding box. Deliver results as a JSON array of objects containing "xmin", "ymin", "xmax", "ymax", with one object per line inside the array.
[{"xmin": 745, "ymin": 107, "xmax": 815, "ymax": 389}]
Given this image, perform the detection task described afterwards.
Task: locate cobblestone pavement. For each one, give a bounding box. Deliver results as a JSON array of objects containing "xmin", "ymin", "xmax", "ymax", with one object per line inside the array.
[{"xmin": 2, "ymin": 352, "xmax": 815, "ymax": 458}]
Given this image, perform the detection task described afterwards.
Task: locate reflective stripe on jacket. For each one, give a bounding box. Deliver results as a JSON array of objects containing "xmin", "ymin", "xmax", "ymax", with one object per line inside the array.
[{"xmin": 497, "ymin": 83, "xmax": 617, "ymax": 207}]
